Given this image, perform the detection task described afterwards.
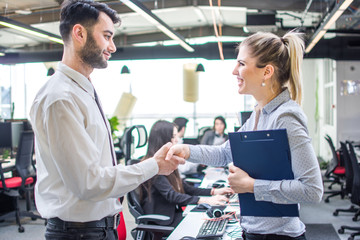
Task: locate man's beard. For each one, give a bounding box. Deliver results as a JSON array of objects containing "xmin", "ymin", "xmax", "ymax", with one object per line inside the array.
[{"xmin": 79, "ymin": 33, "xmax": 108, "ymax": 69}]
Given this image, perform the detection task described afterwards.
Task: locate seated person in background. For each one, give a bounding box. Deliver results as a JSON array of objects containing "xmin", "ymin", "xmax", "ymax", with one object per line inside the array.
[
  {"xmin": 173, "ymin": 117, "xmax": 188, "ymax": 144},
  {"xmin": 141, "ymin": 120, "xmax": 234, "ymax": 227},
  {"xmin": 201, "ymin": 116, "xmax": 228, "ymax": 145},
  {"xmin": 174, "ymin": 117, "xmax": 203, "ymax": 178}
]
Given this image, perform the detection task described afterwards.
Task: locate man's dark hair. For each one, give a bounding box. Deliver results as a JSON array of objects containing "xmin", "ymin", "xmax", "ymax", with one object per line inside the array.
[
  {"xmin": 173, "ymin": 117, "xmax": 189, "ymax": 132},
  {"xmin": 60, "ymin": 0, "xmax": 121, "ymax": 43}
]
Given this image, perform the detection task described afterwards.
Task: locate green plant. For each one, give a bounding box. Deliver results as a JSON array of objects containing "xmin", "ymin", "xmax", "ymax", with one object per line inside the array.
[
  {"xmin": 11, "ymin": 102, "xmax": 15, "ymax": 119},
  {"xmin": 2, "ymin": 149, "xmax": 10, "ymax": 159},
  {"xmin": 319, "ymin": 161, "xmax": 328, "ymax": 170},
  {"xmin": 108, "ymin": 116, "xmax": 119, "ymax": 139}
]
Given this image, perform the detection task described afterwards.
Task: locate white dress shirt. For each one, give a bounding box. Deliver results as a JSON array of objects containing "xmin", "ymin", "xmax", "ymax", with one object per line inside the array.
[
  {"xmin": 188, "ymin": 89, "xmax": 323, "ymax": 237},
  {"xmin": 30, "ymin": 62, "xmax": 158, "ymax": 222}
]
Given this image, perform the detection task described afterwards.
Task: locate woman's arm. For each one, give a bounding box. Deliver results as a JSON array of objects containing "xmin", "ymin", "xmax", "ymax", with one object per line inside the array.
[
  {"xmin": 252, "ymin": 113, "xmax": 323, "ymax": 204},
  {"xmin": 152, "ymin": 175, "xmax": 201, "ymax": 205}
]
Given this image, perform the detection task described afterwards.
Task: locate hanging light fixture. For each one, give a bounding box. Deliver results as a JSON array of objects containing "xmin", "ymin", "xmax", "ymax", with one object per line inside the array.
[
  {"xmin": 196, "ymin": 63, "xmax": 205, "ymax": 72},
  {"xmin": 47, "ymin": 67, "xmax": 55, "ymax": 76},
  {"xmin": 121, "ymin": 65, "xmax": 130, "ymax": 74}
]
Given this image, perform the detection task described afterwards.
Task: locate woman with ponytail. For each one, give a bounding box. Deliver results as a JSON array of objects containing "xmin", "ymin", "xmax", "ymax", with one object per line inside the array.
[{"xmin": 166, "ymin": 30, "xmax": 323, "ymax": 239}]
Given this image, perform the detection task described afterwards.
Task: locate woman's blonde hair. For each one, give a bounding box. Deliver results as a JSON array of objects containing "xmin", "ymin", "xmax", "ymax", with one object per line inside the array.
[{"xmin": 239, "ymin": 30, "xmax": 305, "ymax": 105}]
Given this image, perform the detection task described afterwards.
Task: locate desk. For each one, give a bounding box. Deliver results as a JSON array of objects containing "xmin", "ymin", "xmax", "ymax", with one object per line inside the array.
[
  {"xmin": 0, "ymin": 158, "xmax": 15, "ymax": 178},
  {"xmin": 167, "ymin": 205, "xmax": 242, "ymax": 239},
  {"xmin": 167, "ymin": 167, "xmax": 242, "ymax": 239}
]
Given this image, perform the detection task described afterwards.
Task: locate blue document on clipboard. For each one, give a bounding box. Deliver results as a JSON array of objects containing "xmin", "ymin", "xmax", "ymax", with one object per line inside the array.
[{"xmin": 229, "ymin": 129, "xmax": 299, "ymax": 217}]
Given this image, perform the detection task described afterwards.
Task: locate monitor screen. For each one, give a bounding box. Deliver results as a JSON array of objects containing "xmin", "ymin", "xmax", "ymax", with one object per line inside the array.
[
  {"xmin": 11, "ymin": 122, "xmax": 24, "ymax": 149},
  {"xmin": 237, "ymin": 111, "xmax": 252, "ymax": 126},
  {"xmin": 0, "ymin": 122, "xmax": 12, "ymax": 149}
]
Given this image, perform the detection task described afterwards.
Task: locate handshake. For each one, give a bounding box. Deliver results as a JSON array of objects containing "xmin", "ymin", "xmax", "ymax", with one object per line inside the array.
[{"xmin": 152, "ymin": 142, "xmax": 191, "ymax": 175}]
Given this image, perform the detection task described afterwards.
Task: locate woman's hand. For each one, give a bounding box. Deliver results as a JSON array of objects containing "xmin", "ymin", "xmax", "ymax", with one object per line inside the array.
[
  {"xmin": 213, "ymin": 187, "xmax": 234, "ymax": 196},
  {"xmin": 198, "ymin": 195, "xmax": 229, "ymax": 206},
  {"xmin": 165, "ymin": 144, "xmax": 190, "ymax": 160},
  {"xmin": 228, "ymin": 164, "xmax": 255, "ymax": 193}
]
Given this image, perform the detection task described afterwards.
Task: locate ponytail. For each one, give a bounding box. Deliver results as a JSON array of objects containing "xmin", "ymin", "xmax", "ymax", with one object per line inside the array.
[{"xmin": 282, "ymin": 31, "xmax": 304, "ymax": 105}]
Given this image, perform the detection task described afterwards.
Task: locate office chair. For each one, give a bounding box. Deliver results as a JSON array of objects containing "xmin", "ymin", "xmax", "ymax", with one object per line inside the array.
[
  {"xmin": 122, "ymin": 125, "xmax": 148, "ymax": 165},
  {"xmin": 333, "ymin": 142, "xmax": 358, "ymax": 218},
  {"xmin": 127, "ymin": 159, "xmax": 174, "ymax": 240},
  {"xmin": 117, "ymin": 212, "xmax": 126, "ymax": 240},
  {"xmin": 197, "ymin": 126, "xmax": 212, "ymax": 144},
  {"xmin": 338, "ymin": 142, "xmax": 360, "ymax": 240},
  {"xmin": 323, "ymin": 134, "xmax": 345, "ymax": 203},
  {"xmin": 0, "ymin": 131, "xmax": 43, "ymax": 233}
]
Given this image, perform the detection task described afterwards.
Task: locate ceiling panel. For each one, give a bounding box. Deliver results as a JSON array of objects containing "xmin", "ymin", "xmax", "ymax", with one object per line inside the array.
[{"xmin": 0, "ymin": 0, "xmax": 359, "ymax": 63}]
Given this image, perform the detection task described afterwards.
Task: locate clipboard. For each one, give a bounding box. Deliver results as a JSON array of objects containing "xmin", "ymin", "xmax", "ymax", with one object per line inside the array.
[{"xmin": 229, "ymin": 129, "xmax": 299, "ymax": 217}]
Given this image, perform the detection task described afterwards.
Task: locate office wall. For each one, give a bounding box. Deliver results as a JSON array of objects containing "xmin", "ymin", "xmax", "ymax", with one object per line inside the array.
[
  {"xmin": 302, "ymin": 59, "xmax": 337, "ymax": 162},
  {"xmin": 336, "ymin": 61, "xmax": 360, "ymax": 143},
  {"xmin": 302, "ymin": 59, "xmax": 320, "ymax": 154}
]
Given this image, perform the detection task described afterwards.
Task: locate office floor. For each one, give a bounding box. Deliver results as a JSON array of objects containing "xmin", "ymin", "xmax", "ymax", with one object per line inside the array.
[{"xmin": 0, "ymin": 183, "xmax": 358, "ymax": 240}]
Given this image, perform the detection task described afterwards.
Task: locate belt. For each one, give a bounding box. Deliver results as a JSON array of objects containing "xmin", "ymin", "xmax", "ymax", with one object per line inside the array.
[
  {"xmin": 242, "ymin": 231, "xmax": 305, "ymax": 240},
  {"xmin": 47, "ymin": 213, "xmax": 120, "ymax": 230}
]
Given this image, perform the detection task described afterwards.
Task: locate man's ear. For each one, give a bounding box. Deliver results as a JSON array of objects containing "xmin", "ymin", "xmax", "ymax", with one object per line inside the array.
[
  {"xmin": 72, "ymin": 24, "xmax": 87, "ymax": 45},
  {"xmin": 264, "ymin": 64, "xmax": 274, "ymax": 80}
]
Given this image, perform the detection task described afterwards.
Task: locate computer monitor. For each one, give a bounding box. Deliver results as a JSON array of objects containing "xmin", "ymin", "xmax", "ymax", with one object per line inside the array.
[
  {"xmin": 0, "ymin": 122, "xmax": 12, "ymax": 149},
  {"xmin": 238, "ymin": 111, "xmax": 252, "ymax": 126},
  {"xmin": 11, "ymin": 122, "xmax": 24, "ymax": 150}
]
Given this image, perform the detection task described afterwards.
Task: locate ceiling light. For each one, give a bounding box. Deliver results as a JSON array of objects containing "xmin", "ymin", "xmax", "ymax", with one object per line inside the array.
[
  {"xmin": 15, "ymin": 9, "xmax": 32, "ymax": 15},
  {"xmin": 120, "ymin": 0, "xmax": 194, "ymax": 52},
  {"xmin": 305, "ymin": 0, "xmax": 353, "ymax": 53},
  {"xmin": 0, "ymin": 16, "xmax": 63, "ymax": 45},
  {"xmin": 0, "ymin": 52, "xmax": 5, "ymax": 57}
]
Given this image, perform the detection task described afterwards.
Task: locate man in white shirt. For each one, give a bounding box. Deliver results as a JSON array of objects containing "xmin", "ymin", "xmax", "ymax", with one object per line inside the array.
[{"xmin": 29, "ymin": 1, "xmax": 184, "ymax": 239}]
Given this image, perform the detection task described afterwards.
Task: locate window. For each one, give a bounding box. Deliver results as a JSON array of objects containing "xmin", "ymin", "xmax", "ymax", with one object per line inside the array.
[{"xmin": 0, "ymin": 65, "xmax": 11, "ymax": 119}]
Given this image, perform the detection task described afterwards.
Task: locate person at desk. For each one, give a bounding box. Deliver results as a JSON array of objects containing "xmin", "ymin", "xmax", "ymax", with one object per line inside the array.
[
  {"xmin": 166, "ymin": 31, "xmax": 323, "ymax": 240},
  {"xmin": 201, "ymin": 116, "xmax": 228, "ymax": 146},
  {"xmin": 174, "ymin": 117, "xmax": 203, "ymax": 178},
  {"xmin": 29, "ymin": 1, "xmax": 183, "ymax": 239},
  {"xmin": 141, "ymin": 120, "xmax": 233, "ymax": 227}
]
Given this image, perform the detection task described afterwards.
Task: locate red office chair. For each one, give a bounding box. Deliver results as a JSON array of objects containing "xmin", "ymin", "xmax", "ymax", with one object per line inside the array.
[
  {"xmin": 0, "ymin": 131, "xmax": 43, "ymax": 233},
  {"xmin": 323, "ymin": 134, "xmax": 346, "ymax": 203},
  {"xmin": 117, "ymin": 211, "xmax": 126, "ymax": 240}
]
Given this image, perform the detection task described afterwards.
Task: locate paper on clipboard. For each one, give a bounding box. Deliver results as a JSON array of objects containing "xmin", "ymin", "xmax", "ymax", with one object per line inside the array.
[{"xmin": 229, "ymin": 129, "xmax": 299, "ymax": 217}]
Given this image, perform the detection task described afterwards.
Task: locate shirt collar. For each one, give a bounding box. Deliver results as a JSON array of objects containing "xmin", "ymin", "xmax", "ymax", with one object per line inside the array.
[
  {"xmin": 57, "ymin": 62, "xmax": 95, "ymax": 99},
  {"xmin": 262, "ymin": 88, "xmax": 291, "ymax": 114}
]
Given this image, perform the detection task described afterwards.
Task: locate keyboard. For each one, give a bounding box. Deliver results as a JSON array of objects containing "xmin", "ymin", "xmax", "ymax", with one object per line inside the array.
[{"xmin": 196, "ymin": 218, "xmax": 229, "ymax": 239}]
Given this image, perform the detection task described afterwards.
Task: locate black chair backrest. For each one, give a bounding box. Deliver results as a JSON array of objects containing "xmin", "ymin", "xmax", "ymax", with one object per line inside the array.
[
  {"xmin": 123, "ymin": 125, "xmax": 148, "ymax": 163},
  {"xmin": 324, "ymin": 135, "xmax": 340, "ymax": 177},
  {"xmin": 126, "ymin": 159, "xmax": 145, "ymax": 223},
  {"xmin": 198, "ymin": 126, "xmax": 212, "ymax": 143},
  {"xmin": 347, "ymin": 141, "xmax": 360, "ymax": 205},
  {"xmin": 15, "ymin": 131, "xmax": 36, "ymax": 185},
  {"xmin": 340, "ymin": 141, "xmax": 353, "ymax": 194}
]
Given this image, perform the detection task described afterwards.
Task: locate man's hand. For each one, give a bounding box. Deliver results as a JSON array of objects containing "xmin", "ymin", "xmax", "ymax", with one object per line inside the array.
[
  {"xmin": 228, "ymin": 164, "xmax": 255, "ymax": 193},
  {"xmin": 154, "ymin": 142, "xmax": 185, "ymax": 175},
  {"xmin": 165, "ymin": 144, "xmax": 190, "ymax": 161}
]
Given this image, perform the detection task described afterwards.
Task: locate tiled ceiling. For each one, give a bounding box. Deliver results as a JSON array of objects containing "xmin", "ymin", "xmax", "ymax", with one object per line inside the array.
[{"xmin": 0, "ymin": 0, "xmax": 360, "ymax": 63}]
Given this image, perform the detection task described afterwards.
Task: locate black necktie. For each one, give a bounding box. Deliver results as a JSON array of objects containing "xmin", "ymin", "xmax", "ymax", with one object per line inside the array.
[{"xmin": 94, "ymin": 90, "xmax": 116, "ymax": 166}]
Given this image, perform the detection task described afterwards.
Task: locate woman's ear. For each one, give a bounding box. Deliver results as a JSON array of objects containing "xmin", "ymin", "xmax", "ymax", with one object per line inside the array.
[{"xmin": 264, "ymin": 64, "xmax": 274, "ymax": 80}]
